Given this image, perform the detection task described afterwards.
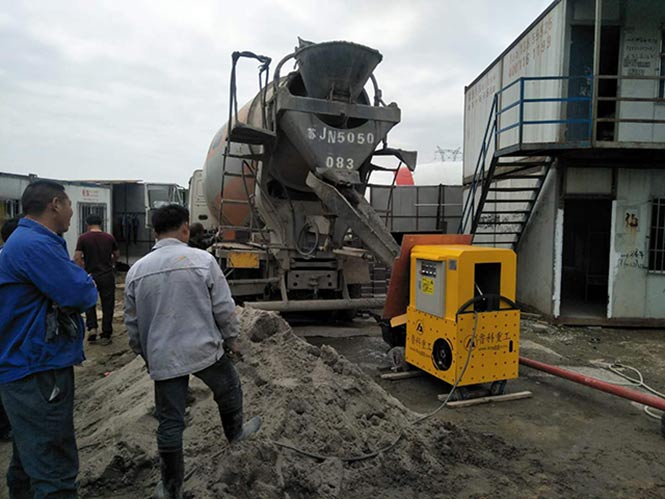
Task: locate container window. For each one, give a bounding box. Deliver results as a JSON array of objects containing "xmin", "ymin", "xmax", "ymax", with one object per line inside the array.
[
  {"xmin": 79, "ymin": 203, "xmax": 107, "ymax": 236},
  {"xmin": 148, "ymin": 186, "xmax": 171, "ymax": 209}
]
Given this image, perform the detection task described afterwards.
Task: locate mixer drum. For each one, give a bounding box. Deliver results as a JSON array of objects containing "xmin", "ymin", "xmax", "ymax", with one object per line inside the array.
[{"xmin": 202, "ymin": 40, "xmax": 403, "ymax": 226}]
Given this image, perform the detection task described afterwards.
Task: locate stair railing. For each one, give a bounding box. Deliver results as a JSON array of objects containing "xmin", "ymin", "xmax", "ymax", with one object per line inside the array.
[
  {"xmin": 459, "ymin": 75, "xmax": 594, "ymax": 237},
  {"xmin": 458, "ymin": 94, "xmax": 498, "ymax": 234}
]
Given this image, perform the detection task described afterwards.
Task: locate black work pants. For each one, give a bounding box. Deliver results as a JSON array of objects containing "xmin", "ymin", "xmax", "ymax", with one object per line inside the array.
[
  {"xmin": 0, "ymin": 367, "xmax": 78, "ymax": 498},
  {"xmin": 85, "ymin": 271, "xmax": 115, "ymax": 337},
  {"xmin": 154, "ymin": 355, "xmax": 243, "ymax": 452}
]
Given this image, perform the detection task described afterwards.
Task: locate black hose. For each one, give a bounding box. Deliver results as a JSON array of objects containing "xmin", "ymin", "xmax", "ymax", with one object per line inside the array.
[{"xmin": 456, "ymin": 295, "xmax": 518, "ymax": 316}]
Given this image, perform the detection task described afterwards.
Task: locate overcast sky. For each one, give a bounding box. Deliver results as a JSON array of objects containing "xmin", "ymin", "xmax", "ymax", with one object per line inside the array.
[{"xmin": 0, "ymin": 0, "xmax": 553, "ymax": 186}]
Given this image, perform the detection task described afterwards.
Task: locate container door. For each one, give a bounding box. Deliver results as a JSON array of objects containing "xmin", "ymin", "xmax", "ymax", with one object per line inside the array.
[{"xmin": 561, "ymin": 198, "xmax": 612, "ymax": 318}]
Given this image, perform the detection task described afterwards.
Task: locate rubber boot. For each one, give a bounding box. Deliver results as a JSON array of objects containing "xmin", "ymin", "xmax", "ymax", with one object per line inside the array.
[
  {"xmin": 154, "ymin": 449, "xmax": 184, "ymax": 499},
  {"xmin": 229, "ymin": 416, "xmax": 262, "ymax": 444}
]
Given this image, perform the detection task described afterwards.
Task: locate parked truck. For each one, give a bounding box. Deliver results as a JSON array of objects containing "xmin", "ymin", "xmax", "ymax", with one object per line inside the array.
[{"xmin": 198, "ymin": 39, "xmax": 417, "ymax": 313}]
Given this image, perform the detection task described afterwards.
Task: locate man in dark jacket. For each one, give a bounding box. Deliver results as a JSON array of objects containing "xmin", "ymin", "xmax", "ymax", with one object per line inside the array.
[
  {"xmin": 74, "ymin": 213, "xmax": 119, "ymax": 345},
  {"xmin": 0, "ymin": 180, "xmax": 98, "ymax": 498}
]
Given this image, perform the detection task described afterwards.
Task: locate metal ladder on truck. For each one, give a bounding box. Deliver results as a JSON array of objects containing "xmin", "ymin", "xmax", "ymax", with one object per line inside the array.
[{"xmin": 217, "ymin": 51, "xmax": 276, "ymax": 244}]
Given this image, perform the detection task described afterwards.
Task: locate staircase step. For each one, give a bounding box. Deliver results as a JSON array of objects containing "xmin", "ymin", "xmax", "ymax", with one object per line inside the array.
[
  {"xmin": 493, "ymin": 174, "xmax": 547, "ymax": 180},
  {"xmin": 493, "ymin": 164, "xmax": 549, "ymax": 175},
  {"xmin": 474, "ymin": 231, "xmax": 522, "ymax": 235},
  {"xmin": 488, "ymin": 187, "xmax": 539, "ymax": 192},
  {"xmin": 484, "ymin": 210, "xmax": 531, "ymax": 215},
  {"xmin": 485, "ymin": 199, "xmax": 535, "ymax": 203},
  {"xmin": 228, "ymin": 123, "xmax": 276, "ymax": 145},
  {"xmin": 480, "ymin": 220, "xmax": 526, "ymax": 225},
  {"xmin": 224, "ymin": 153, "xmax": 264, "ymax": 161},
  {"xmin": 495, "ymin": 160, "xmax": 551, "ymax": 167}
]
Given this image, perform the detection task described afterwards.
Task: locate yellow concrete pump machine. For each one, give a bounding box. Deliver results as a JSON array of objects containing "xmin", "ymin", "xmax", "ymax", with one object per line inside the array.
[{"xmin": 401, "ymin": 244, "xmax": 520, "ymax": 395}]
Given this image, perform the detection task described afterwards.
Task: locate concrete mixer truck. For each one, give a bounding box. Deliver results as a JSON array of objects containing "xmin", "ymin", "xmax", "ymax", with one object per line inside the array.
[{"xmin": 194, "ymin": 39, "xmax": 417, "ymax": 313}]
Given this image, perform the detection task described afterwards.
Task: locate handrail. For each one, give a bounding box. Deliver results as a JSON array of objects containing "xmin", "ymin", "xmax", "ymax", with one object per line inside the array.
[
  {"xmin": 497, "ymin": 76, "xmax": 594, "ymax": 146},
  {"xmin": 460, "ymin": 72, "xmax": 665, "ymax": 237},
  {"xmin": 495, "ymin": 73, "xmax": 665, "ymax": 148},
  {"xmin": 459, "ymin": 75, "xmax": 592, "ymax": 235},
  {"xmin": 458, "ymin": 95, "xmax": 498, "ymax": 234}
]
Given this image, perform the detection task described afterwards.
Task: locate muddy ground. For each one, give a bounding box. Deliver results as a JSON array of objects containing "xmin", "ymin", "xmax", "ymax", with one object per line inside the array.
[
  {"xmin": 302, "ymin": 319, "xmax": 665, "ymax": 498},
  {"xmin": 0, "ymin": 283, "xmax": 664, "ymax": 498}
]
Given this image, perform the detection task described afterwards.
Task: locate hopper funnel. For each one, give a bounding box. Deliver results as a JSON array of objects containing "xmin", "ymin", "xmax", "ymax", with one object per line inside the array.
[{"xmin": 295, "ymin": 41, "xmax": 382, "ymax": 102}]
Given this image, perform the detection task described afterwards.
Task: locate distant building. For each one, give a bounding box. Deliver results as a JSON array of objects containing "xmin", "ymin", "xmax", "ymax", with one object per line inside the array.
[
  {"xmin": 0, "ymin": 172, "xmax": 185, "ymax": 265},
  {"xmin": 0, "ymin": 172, "xmax": 112, "ymax": 255},
  {"xmin": 461, "ymin": 0, "xmax": 665, "ymax": 325}
]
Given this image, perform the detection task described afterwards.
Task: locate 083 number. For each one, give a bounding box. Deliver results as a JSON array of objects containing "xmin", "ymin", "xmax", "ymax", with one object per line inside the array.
[{"xmin": 325, "ymin": 156, "xmax": 355, "ymax": 169}]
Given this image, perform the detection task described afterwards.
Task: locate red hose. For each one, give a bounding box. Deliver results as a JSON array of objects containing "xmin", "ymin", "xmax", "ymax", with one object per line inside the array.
[{"xmin": 519, "ymin": 356, "xmax": 665, "ymax": 411}]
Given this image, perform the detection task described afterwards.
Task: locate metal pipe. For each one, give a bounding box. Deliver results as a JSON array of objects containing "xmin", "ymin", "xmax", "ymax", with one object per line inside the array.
[
  {"xmin": 245, "ymin": 297, "xmax": 386, "ymax": 312},
  {"xmin": 519, "ymin": 356, "xmax": 665, "ymax": 411}
]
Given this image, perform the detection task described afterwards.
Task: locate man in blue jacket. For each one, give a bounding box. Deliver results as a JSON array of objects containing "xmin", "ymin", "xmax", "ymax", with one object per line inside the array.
[{"xmin": 0, "ymin": 180, "xmax": 98, "ymax": 498}]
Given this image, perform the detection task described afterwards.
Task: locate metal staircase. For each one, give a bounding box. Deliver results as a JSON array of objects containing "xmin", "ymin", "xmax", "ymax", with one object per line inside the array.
[
  {"xmin": 472, "ymin": 156, "xmax": 553, "ymax": 248},
  {"xmin": 459, "ymin": 93, "xmax": 553, "ymax": 250}
]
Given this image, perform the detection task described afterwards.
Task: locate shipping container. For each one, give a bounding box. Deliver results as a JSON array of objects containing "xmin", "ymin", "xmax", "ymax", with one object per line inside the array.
[{"xmin": 462, "ymin": 0, "xmax": 665, "ymax": 326}]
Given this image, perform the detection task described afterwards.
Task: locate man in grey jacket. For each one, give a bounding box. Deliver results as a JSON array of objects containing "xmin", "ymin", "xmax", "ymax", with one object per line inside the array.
[{"xmin": 124, "ymin": 204, "xmax": 260, "ymax": 499}]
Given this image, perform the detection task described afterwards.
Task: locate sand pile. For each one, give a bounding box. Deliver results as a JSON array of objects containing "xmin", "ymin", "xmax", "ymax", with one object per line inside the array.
[{"xmin": 75, "ymin": 308, "xmax": 541, "ymax": 498}]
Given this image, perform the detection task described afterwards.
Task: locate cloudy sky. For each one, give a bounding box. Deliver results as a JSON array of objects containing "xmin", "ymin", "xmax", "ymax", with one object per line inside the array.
[{"xmin": 0, "ymin": 0, "xmax": 553, "ymax": 186}]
